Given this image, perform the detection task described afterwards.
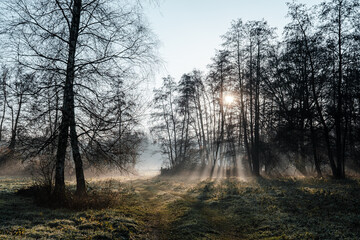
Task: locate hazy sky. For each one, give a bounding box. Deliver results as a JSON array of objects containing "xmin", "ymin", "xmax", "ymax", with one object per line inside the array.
[{"xmin": 145, "ymin": 0, "xmax": 323, "ymax": 84}]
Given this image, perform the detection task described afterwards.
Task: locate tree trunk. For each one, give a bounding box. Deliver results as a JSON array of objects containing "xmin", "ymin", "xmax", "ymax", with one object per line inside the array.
[
  {"xmin": 0, "ymin": 72, "xmax": 7, "ymax": 142},
  {"xmin": 214, "ymin": 63, "xmax": 225, "ymax": 177},
  {"xmin": 197, "ymin": 92, "xmax": 208, "ymax": 166},
  {"xmin": 252, "ymin": 41, "xmax": 261, "ymax": 177},
  {"xmin": 8, "ymin": 93, "xmax": 23, "ymax": 149},
  {"xmin": 310, "ymin": 122, "xmax": 322, "ymax": 177},
  {"xmin": 334, "ymin": 7, "xmax": 345, "ymax": 178},
  {"xmin": 70, "ymin": 113, "xmax": 86, "ymax": 195},
  {"xmin": 54, "ymin": 0, "xmax": 83, "ymax": 199}
]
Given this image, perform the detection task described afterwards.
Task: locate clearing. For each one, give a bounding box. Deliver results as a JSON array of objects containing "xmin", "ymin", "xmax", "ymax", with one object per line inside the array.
[{"xmin": 0, "ymin": 176, "xmax": 360, "ymax": 239}]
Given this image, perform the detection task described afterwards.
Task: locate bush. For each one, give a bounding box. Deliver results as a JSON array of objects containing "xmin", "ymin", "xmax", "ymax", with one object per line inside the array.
[{"xmin": 16, "ymin": 183, "xmax": 119, "ymax": 210}]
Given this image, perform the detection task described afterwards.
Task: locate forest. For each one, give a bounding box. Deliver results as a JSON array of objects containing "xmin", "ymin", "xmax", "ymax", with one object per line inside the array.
[
  {"xmin": 0, "ymin": 0, "xmax": 360, "ymax": 239},
  {"xmin": 152, "ymin": 1, "xmax": 360, "ymax": 180}
]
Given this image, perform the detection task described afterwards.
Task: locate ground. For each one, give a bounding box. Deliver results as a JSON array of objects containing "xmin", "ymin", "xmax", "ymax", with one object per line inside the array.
[{"xmin": 0, "ymin": 176, "xmax": 360, "ymax": 239}]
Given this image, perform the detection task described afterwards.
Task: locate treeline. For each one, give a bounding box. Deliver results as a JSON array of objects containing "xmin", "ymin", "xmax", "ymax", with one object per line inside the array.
[
  {"xmin": 151, "ymin": 0, "xmax": 360, "ymax": 179},
  {"xmin": 0, "ymin": 0, "xmax": 158, "ymax": 198}
]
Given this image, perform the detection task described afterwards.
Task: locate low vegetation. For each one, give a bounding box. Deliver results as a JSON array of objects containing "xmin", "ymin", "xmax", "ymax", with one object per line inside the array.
[{"xmin": 1, "ymin": 176, "xmax": 360, "ymax": 239}]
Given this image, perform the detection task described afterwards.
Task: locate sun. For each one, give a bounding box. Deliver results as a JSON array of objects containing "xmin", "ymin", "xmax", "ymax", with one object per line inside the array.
[{"xmin": 224, "ymin": 94, "xmax": 235, "ymax": 105}]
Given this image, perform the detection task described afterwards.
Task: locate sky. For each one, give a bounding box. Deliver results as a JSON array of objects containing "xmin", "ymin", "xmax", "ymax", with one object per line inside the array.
[{"xmin": 145, "ymin": 0, "xmax": 323, "ymax": 84}]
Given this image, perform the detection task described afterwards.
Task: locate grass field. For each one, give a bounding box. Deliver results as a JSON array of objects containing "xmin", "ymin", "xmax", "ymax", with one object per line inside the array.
[{"xmin": 1, "ymin": 176, "xmax": 360, "ymax": 239}]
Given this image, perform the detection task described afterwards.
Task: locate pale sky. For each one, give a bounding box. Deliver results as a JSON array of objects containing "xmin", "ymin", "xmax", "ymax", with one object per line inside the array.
[{"xmin": 145, "ymin": 0, "xmax": 323, "ymax": 83}]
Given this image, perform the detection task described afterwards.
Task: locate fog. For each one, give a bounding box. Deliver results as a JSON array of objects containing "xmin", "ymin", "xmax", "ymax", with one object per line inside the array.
[{"xmin": 135, "ymin": 143, "xmax": 163, "ymax": 177}]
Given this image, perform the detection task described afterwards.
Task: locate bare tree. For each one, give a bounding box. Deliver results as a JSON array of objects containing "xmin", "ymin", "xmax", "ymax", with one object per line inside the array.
[
  {"xmin": 3, "ymin": 0, "xmax": 158, "ymax": 198},
  {"xmin": 0, "ymin": 66, "xmax": 9, "ymax": 142}
]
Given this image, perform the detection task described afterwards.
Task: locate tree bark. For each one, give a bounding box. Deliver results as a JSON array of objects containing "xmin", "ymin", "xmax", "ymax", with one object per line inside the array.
[
  {"xmin": 8, "ymin": 93, "xmax": 23, "ymax": 149},
  {"xmin": 54, "ymin": 0, "xmax": 83, "ymax": 199},
  {"xmin": 334, "ymin": 4, "xmax": 345, "ymax": 178},
  {"xmin": 70, "ymin": 113, "xmax": 86, "ymax": 195},
  {"xmin": 0, "ymin": 71, "xmax": 8, "ymax": 142},
  {"xmin": 253, "ymin": 40, "xmax": 261, "ymax": 177}
]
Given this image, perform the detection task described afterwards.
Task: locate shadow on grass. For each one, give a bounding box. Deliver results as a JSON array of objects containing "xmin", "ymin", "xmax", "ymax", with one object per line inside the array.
[
  {"xmin": 0, "ymin": 178, "xmax": 142, "ymax": 239},
  {"xmin": 162, "ymin": 177, "xmax": 360, "ymax": 239},
  {"xmin": 1, "ymin": 177, "xmax": 360, "ymax": 239},
  {"xmin": 0, "ymin": 190, "xmax": 74, "ymax": 238},
  {"xmin": 162, "ymin": 180, "xmax": 257, "ymax": 240},
  {"xmin": 254, "ymin": 177, "xmax": 360, "ymax": 239}
]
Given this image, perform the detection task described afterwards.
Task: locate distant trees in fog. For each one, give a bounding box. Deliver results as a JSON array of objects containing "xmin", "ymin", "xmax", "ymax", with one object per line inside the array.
[{"xmin": 151, "ymin": 0, "xmax": 360, "ymax": 179}]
